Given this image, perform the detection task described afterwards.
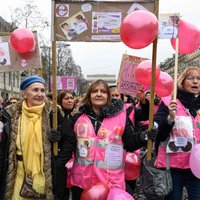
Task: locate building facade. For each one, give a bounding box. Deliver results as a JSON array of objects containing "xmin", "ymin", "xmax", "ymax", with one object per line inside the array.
[
  {"xmin": 86, "ymin": 74, "xmax": 116, "ymax": 86},
  {"xmin": 160, "ymin": 48, "xmax": 200, "ymax": 76}
]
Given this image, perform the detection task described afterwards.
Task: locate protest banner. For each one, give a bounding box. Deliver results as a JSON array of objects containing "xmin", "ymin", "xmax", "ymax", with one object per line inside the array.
[
  {"xmin": 56, "ymin": 0, "xmax": 155, "ymax": 42},
  {"xmin": 0, "ymin": 31, "xmax": 41, "ymax": 72},
  {"xmin": 50, "ymin": 76, "xmax": 77, "ymax": 90},
  {"xmin": 118, "ymin": 54, "xmax": 148, "ymax": 95}
]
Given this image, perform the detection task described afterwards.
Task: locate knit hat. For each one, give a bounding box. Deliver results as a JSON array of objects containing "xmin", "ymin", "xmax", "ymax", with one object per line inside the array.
[{"xmin": 20, "ymin": 75, "xmax": 45, "ymax": 90}]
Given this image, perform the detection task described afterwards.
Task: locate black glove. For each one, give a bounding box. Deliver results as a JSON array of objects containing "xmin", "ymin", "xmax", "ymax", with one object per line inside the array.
[
  {"xmin": 48, "ymin": 129, "xmax": 61, "ymax": 142},
  {"xmin": 140, "ymin": 128, "xmax": 158, "ymax": 142}
]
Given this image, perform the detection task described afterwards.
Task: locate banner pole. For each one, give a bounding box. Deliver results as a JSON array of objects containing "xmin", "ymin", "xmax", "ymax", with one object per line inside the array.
[
  {"xmin": 51, "ymin": 0, "xmax": 58, "ymax": 156},
  {"xmin": 173, "ymin": 38, "xmax": 179, "ymax": 101},
  {"xmin": 147, "ymin": 0, "xmax": 159, "ymax": 160}
]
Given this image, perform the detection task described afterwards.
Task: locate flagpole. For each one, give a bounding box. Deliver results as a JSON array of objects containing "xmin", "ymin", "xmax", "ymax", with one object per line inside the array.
[
  {"xmin": 51, "ymin": 0, "xmax": 58, "ymax": 156},
  {"xmin": 147, "ymin": 0, "xmax": 159, "ymax": 160}
]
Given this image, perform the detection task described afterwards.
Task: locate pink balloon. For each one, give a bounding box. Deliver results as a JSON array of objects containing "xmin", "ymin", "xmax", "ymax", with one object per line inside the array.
[
  {"xmin": 189, "ymin": 144, "xmax": 200, "ymax": 179},
  {"xmin": 155, "ymin": 71, "xmax": 174, "ymax": 97},
  {"xmin": 81, "ymin": 183, "xmax": 109, "ymax": 200},
  {"xmin": 124, "ymin": 152, "xmax": 141, "ymax": 180},
  {"xmin": 107, "ymin": 188, "xmax": 135, "ymax": 200},
  {"xmin": 135, "ymin": 60, "xmax": 160, "ymax": 85},
  {"xmin": 171, "ymin": 19, "xmax": 200, "ymax": 54},
  {"xmin": 120, "ymin": 10, "xmax": 158, "ymax": 49},
  {"xmin": 10, "ymin": 28, "xmax": 36, "ymax": 53}
]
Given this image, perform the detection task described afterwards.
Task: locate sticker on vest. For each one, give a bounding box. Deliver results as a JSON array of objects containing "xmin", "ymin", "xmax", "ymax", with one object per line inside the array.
[
  {"xmin": 167, "ymin": 116, "xmax": 194, "ymax": 153},
  {"xmin": 77, "ymin": 123, "xmax": 88, "ymax": 137},
  {"xmin": 78, "ymin": 138, "xmax": 90, "ymax": 158},
  {"xmin": 105, "ymin": 143, "xmax": 123, "ymax": 167},
  {"xmin": 98, "ymin": 129, "xmax": 108, "ymax": 139}
]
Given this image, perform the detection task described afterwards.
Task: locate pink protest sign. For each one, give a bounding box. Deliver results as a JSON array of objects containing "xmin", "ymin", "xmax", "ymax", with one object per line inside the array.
[
  {"xmin": 118, "ymin": 54, "xmax": 147, "ymax": 95},
  {"xmin": 50, "ymin": 76, "xmax": 77, "ymax": 90}
]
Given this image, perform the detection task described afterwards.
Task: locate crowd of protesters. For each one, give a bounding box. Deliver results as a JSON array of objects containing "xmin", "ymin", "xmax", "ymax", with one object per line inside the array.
[{"xmin": 0, "ymin": 66, "xmax": 199, "ymax": 200}]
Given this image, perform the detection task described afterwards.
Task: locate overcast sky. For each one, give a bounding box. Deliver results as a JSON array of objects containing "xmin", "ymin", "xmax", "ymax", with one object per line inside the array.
[{"xmin": 1, "ymin": 0, "xmax": 200, "ymax": 78}]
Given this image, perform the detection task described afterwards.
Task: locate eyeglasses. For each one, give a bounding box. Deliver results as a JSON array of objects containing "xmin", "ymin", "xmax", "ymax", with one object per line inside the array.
[
  {"xmin": 10, "ymin": 101, "xmax": 17, "ymax": 104},
  {"xmin": 186, "ymin": 76, "xmax": 200, "ymax": 81}
]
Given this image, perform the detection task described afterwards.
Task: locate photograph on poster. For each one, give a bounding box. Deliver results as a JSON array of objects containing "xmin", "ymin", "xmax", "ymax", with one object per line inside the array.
[
  {"xmin": 0, "ymin": 42, "xmax": 10, "ymax": 66},
  {"xmin": 60, "ymin": 11, "xmax": 89, "ymax": 40},
  {"xmin": 159, "ymin": 13, "xmax": 180, "ymax": 39}
]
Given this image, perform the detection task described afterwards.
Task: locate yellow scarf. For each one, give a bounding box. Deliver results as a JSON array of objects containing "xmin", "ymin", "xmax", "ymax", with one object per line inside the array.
[{"xmin": 19, "ymin": 100, "xmax": 45, "ymax": 194}]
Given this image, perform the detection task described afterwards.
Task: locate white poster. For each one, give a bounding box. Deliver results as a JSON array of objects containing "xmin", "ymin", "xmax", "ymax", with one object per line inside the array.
[
  {"xmin": 158, "ymin": 13, "xmax": 180, "ymax": 39},
  {"xmin": 0, "ymin": 42, "xmax": 11, "ymax": 66},
  {"xmin": 92, "ymin": 12, "xmax": 122, "ymax": 34}
]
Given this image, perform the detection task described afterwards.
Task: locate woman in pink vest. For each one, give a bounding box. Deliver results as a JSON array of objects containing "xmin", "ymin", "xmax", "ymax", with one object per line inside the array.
[
  {"xmin": 155, "ymin": 67, "xmax": 200, "ymax": 200},
  {"xmin": 69, "ymin": 79, "xmax": 157, "ymax": 200}
]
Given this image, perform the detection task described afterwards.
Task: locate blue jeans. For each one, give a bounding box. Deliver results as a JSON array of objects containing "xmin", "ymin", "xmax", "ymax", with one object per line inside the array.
[{"xmin": 165, "ymin": 168, "xmax": 200, "ymax": 200}]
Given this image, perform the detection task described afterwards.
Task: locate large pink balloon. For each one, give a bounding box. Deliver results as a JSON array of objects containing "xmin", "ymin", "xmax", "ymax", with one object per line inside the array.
[
  {"xmin": 135, "ymin": 60, "xmax": 160, "ymax": 85},
  {"xmin": 125, "ymin": 152, "xmax": 141, "ymax": 180},
  {"xmin": 155, "ymin": 71, "xmax": 173, "ymax": 97},
  {"xmin": 171, "ymin": 19, "xmax": 200, "ymax": 54},
  {"xmin": 189, "ymin": 144, "xmax": 200, "ymax": 179},
  {"xmin": 81, "ymin": 183, "xmax": 109, "ymax": 200},
  {"xmin": 107, "ymin": 188, "xmax": 135, "ymax": 200},
  {"xmin": 10, "ymin": 28, "xmax": 36, "ymax": 53},
  {"xmin": 120, "ymin": 10, "xmax": 158, "ymax": 49}
]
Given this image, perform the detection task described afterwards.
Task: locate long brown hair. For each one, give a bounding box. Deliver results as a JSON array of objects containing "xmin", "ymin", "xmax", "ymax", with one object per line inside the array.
[{"xmin": 82, "ymin": 79, "xmax": 111, "ymax": 106}]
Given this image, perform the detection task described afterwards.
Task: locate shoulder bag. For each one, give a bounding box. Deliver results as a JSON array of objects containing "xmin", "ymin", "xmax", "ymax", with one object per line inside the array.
[{"xmin": 141, "ymin": 150, "xmax": 172, "ymax": 200}]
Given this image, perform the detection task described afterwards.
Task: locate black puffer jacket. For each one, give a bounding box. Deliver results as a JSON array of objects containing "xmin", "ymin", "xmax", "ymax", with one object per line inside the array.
[
  {"xmin": 72, "ymin": 99, "xmax": 147, "ymax": 152},
  {"xmin": 155, "ymin": 89, "xmax": 200, "ymax": 142}
]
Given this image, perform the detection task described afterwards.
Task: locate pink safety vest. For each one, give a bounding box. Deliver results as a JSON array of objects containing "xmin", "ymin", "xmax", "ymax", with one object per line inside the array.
[
  {"xmin": 70, "ymin": 111, "xmax": 127, "ymax": 190},
  {"xmin": 156, "ymin": 96, "xmax": 200, "ymax": 169}
]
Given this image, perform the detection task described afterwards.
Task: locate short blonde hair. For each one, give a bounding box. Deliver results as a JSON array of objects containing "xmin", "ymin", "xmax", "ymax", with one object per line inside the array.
[{"xmin": 177, "ymin": 66, "xmax": 200, "ymax": 90}]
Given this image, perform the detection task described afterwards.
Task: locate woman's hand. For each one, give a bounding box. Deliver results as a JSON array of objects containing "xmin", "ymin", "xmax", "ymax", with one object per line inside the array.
[
  {"xmin": 140, "ymin": 128, "xmax": 158, "ymax": 142},
  {"xmin": 168, "ymin": 100, "xmax": 177, "ymax": 120},
  {"xmin": 48, "ymin": 129, "xmax": 61, "ymax": 142}
]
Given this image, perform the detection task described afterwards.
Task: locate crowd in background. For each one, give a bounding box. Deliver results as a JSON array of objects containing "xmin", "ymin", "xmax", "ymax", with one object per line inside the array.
[{"xmin": 0, "ymin": 66, "xmax": 199, "ymax": 200}]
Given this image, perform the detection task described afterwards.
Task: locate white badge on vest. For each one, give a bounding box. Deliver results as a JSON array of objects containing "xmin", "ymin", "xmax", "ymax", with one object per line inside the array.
[{"xmin": 78, "ymin": 138, "xmax": 90, "ymax": 158}]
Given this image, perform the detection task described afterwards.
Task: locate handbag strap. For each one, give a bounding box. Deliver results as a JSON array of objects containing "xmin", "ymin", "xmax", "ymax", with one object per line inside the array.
[
  {"xmin": 165, "ymin": 136, "xmax": 170, "ymax": 170},
  {"xmin": 166, "ymin": 153, "xmax": 170, "ymax": 170}
]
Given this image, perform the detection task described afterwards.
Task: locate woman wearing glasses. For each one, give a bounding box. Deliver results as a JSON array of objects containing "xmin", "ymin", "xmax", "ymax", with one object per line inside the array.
[
  {"xmin": 155, "ymin": 66, "xmax": 200, "ymax": 200},
  {"xmin": 9, "ymin": 97, "xmax": 19, "ymax": 105}
]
